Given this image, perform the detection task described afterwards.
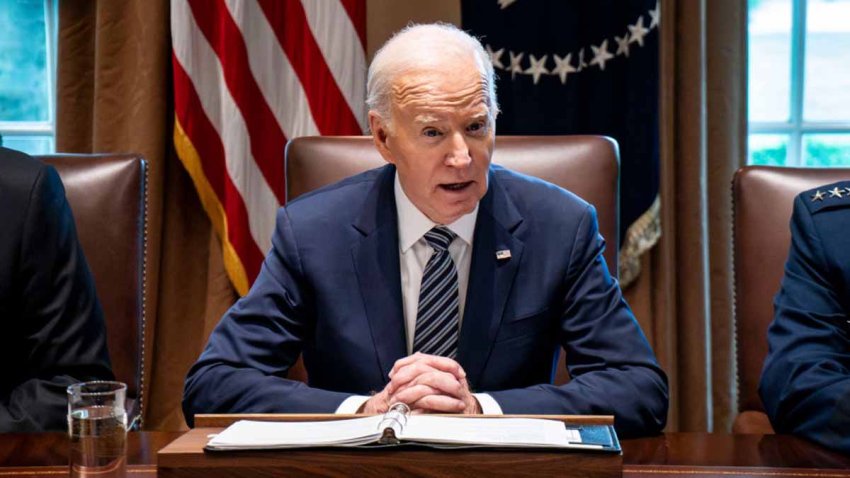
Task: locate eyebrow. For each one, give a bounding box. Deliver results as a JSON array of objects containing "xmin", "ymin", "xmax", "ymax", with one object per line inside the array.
[{"xmin": 413, "ymin": 111, "xmax": 490, "ymax": 125}]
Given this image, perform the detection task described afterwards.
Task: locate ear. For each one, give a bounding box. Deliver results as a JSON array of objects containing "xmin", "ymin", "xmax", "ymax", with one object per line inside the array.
[{"xmin": 369, "ymin": 111, "xmax": 395, "ymax": 165}]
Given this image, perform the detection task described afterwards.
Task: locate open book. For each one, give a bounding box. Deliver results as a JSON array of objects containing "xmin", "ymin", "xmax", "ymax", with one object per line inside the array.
[{"xmin": 205, "ymin": 404, "xmax": 620, "ymax": 452}]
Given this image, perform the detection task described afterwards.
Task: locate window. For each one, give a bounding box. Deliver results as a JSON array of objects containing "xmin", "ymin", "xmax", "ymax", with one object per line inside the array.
[
  {"xmin": 0, "ymin": 0, "xmax": 57, "ymax": 155},
  {"xmin": 748, "ymin": 0, "xmax": 850, "ymax": 166}
]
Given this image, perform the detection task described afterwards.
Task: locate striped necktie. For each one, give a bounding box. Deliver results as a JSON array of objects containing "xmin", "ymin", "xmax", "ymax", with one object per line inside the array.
[{"xmin": 413, "ymin": 226, "xmax": 460, "ymax": 358}]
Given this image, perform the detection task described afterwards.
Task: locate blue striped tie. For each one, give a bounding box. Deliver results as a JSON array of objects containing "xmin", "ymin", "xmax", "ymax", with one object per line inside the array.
[{"xmin": 413, "ymin": 227, "xmax": 460, "ymax": 358}]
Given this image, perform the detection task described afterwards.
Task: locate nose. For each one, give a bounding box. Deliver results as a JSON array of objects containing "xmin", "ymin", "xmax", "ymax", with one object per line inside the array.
[{"xmin": 445, "ymin": 132, "xmax": 472, "ymax": 168}]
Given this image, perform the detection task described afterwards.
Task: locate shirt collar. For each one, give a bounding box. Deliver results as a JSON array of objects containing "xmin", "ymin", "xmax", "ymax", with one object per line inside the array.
[{"xmin": 394, "ymin": 172, "xmax": 478, "ymax": 253}]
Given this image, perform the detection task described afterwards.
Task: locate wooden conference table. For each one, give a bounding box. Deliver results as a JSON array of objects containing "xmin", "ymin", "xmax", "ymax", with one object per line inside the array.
[{"xmin": 1, "ymin": 431, "xmax": 848, "ymax": 477}]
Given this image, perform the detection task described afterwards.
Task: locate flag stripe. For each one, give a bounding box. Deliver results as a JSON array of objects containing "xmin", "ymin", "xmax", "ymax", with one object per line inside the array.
[
  {"xmin": 339, "ymin": 0, "xmax": 367, "ymax": 50},
  {"xmin": 172, "ymin": 0, "xmax": 366, "ymax": 294},
  {"xmin": 223, "ymin": 0, "xmax": 320, "ymax": 139},
  {"xmin": 257, "ymin": 0, "xmax": 363, "ymax": 135},
  {"xmin": 172, "ymin": 56, "xmax": 264, "ymax": 287},
  {"xmin": 300, "ymin": 0, "xmax": 368, "ymax": 132},
  {"xmin": 172, "ymin": 0, "xmax": 278, "ymax": 255},
  {"xmin": 187, "ymin": 0, "xmax": 287, "ymax": 204}
]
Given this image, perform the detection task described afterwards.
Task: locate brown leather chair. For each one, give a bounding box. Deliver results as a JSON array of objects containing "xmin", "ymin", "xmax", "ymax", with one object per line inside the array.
[
  {"xmin": 732, "ymin": 165, "xmax": 850, "ymax": 433},
  {"xmin": 37, "ymin": 154, "xmax": 148, "ymax": 429},
  {"xmin": 285, "ymin": 135, "xmax": 620, "ymax": 386}
]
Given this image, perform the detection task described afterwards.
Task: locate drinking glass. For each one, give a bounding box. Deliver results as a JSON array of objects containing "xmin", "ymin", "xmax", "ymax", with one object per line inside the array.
[{"xmin": 67, "ymin": 381, "xmax": 128, "ymax": 478}]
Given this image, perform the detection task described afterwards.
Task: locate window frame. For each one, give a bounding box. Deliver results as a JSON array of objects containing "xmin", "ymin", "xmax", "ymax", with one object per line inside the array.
[
  {"xmin": 0, "ymin": 0, "xmax": 58, "ymax": 153},
  {"xmin": 748, "ymin": 0, "xmax": 850, "ymax": 166}
]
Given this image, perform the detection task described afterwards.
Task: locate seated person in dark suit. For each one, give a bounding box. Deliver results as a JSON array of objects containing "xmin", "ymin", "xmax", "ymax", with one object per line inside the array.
[
  {"xmin": 0, "ymin": 146, "xmax": 113, "ymax": 432},
  {"xmin": 184, "ymin": 23, "xmax": 668, "ymax": 437},
  {"xmin": 761, "ymin": 181, "xmax": 850, "ymax": 454}
]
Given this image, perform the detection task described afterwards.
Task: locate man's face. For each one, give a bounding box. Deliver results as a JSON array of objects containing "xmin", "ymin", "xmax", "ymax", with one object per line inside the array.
[{"xmin": 371, "ymin": 60, "xmax": 495, "ymax": 225}]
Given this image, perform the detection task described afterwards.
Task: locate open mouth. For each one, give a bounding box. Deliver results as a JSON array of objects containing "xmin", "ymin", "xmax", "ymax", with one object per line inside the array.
[{"xmin": 439, "ymin": 181, "xmax": 473, "ymax": 192}]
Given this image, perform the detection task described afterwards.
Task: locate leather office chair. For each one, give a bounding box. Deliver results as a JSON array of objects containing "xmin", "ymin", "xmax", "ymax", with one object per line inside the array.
[
  {"xmin": 285, "ymin": 135, "xmax": 620, "ymax": 386},
  {"xmin": 37, "ymin": 154, "xmax": 148, "ymax": 429},
  {"xmin": 732, "ymin": 165, "xmax": 850, "ymax": 434}
]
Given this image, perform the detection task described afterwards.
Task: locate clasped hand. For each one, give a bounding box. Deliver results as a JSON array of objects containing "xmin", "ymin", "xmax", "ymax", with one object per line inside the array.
[{"xmin": 360, "ymin": 353, "xmax": 481, "ymax": 415}]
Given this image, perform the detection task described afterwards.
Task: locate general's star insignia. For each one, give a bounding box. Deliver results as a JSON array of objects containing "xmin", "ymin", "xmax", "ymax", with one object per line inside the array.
[
  {"xmin": 811, "ymin": 190, "xmax": 826, "ymax": 201},
  {"xmin": 829, "ymin": 187, "xmax": 844, "ymax": 198}
]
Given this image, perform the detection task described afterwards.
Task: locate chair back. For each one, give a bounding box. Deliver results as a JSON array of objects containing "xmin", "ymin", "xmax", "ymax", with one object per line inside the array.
[
  {"xmin": 285, "ymin": 135, "xmax": 620, "ymax": 386},
  {"xmin": 37, "ymin": 154, "xmax": 148, "ymax": 429},
  {"xmin": 732, "ymin": 165, "xmax": 850, "ymax": 433}
]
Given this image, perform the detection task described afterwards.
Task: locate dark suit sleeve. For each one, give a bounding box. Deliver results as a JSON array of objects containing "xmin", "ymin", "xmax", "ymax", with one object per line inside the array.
[
  {"xmin": 0, "ymin": 166, "xmax": 113, "ymax": 432},
  {"xmin": 183, "ymin": 207, "xmax": 352, "ymax": 426},
  {"xmin": 760, "ymin": 196, "xmax": 850, "ymax": 454},
  {"xmin": 488, "ymin": 205, "xmax": 669, "ymax": 438}
]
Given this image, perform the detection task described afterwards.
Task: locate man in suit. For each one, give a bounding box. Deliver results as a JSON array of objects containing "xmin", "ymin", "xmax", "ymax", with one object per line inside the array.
[
  {"xmin": 184, "ymin": 23, "xmax": 668, "ymax": 437},
  {"xmin": 761, "ymin": 181, "xmax": 850, "ymax": 454},
  {"xmin": 0, "ymin": 146, "xmax": 113, "ymax": 432}
]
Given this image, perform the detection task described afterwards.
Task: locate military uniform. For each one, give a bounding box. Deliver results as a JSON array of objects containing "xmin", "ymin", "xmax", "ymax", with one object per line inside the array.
[{"xmin": 760, "ymin": 180, "xmax": 850, "ymax": 454}]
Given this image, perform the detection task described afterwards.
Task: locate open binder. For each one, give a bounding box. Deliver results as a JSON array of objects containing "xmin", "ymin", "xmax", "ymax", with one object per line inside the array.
[{"xmin": 205, "ymin": 404, "xmax": 621, "ymax": 452}]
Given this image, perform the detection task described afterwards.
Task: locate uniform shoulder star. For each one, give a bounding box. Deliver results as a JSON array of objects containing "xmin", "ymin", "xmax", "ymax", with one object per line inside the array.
[
  {"xmin": 508, "ymin": 51, "xmax": 524, "ymax": 79},
  {"xmin": 524, "ymin": 54, "xmax": 549, "ymax": 85},
  {"xmin": 553, "ymin": 53, "xmax": 576, "ymax": 84},
  {"xmin": 590, "ymin": 39, "xmax": 614, "ymax": 71},
  {"xmin": 828, "ymin": 186, "xmax": 844, "ymax": 198},
  {"xmin": 486, "ymin": 45, "xmax": 505, "ymax": 70},
  {"xmin": 629, "ymin": 16, "xmax": 650, "ymax": 47},
  {"xmin": 811, "ymin": 190, "xmax": 826, "ymax": 201}
]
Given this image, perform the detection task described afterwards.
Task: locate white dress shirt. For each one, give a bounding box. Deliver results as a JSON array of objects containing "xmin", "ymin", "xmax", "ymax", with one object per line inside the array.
[{"xmin": 335, "ymin": 173, "xmax": 502, "ymax": 414}]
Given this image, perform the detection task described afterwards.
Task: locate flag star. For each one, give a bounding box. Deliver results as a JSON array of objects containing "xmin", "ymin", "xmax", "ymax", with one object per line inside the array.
[
  {"xmin": 524, "ymin": 54, "xmax": 549, "ymax": 84},
  {"xmin": 811, "ymin": 190, "xmax": 826, "ymax": 202},
  {"xmin": 508, "ymin": 51, "xmax": 524, "ymax": 79},
  {"xmin": 497, "ymin": 0, "xmax": 517, "ymax": 9},
  {"xmin": 589, "ymin": 39, "xmax": 614, "ymax": 71},
  {"xmin": 552, "ymin": 53, "xmax": 577, "ymax": 84},
  {"xmin": 649, "ymin": 1, "xmax": 660, "ymax": 29},
  {"xmin": 829, "ymin": 186, "xmax": 844, "ymax": 198},
  {"xmin": 486, "ymin": 45, "xmax": 505, "ymax": 70},
  {"xmin": 577, "ymin": 47, "xmax": 588, "ymax": 71},
  {"xmin": 615, "ymin": 34, "xmax": 631, "ymax": 57},
  {"xmin": 629, "ymin": 16, "xmax": 650, "ymax": 47},
  {"xmin": 845, "ymin": 187, "xmax": 850, "ymax": 196}
]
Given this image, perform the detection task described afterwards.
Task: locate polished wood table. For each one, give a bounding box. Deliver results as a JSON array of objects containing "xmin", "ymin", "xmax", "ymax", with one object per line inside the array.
[{"xmin": 1, "ymin": 432, "xmax": 848, "ymax": 477}]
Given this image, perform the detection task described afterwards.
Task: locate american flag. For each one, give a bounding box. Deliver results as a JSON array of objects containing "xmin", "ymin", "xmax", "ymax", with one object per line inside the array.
[{"xmin": 171, "ymin": 0, "xmax": 367, "ymax": 296}]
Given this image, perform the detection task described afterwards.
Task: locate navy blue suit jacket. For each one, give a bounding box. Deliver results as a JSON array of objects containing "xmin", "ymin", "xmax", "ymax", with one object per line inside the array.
[
  {"xmin": 761, "ymin": 181, "xmax": 850, "ymax": 454},
  {"xmin": 184, "ymin": 164, "xmax": 668, "ymax": 437}
]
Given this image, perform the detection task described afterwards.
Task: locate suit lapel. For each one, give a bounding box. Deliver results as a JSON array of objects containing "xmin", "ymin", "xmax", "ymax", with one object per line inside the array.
[
  {"xmin": 351, "ymin": 165, "xmax": 406, "ymax": 382},
  {"xmin": 458, "ymin": 170, "xmax": 524, "ymax": 388}
]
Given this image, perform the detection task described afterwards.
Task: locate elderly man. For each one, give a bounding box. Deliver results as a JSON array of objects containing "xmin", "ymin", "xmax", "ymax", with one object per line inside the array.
[{"xmin": 184, "ymin": 23, "xmax": 668, "ymax": 437}]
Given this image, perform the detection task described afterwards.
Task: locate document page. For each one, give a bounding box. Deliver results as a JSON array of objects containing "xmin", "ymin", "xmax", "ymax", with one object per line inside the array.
[
  {"xmin": 398, "ymin": 416, "xmax": 581, "ymax": 448},
  {"xmin": 206, "ymin": 416, "xmax": 384, "ymax": 450}
]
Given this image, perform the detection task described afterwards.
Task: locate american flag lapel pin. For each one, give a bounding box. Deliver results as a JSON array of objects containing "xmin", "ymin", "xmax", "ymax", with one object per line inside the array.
[{"xmin": 495, "ymin": 249, "xmax": 512, "ymax": 261}]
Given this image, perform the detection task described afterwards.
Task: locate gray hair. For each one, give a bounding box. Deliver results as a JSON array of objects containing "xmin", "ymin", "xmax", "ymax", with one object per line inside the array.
[{"xmin": 366, "ymin": 23, "xmax": 499, "ymax": 129}]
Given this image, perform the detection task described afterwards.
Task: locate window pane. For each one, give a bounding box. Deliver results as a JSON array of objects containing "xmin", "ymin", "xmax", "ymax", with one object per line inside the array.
[
  {"xmin": 748, "ymin": 0, "xmax": 792, "ymax": 122},
  {"xmin": 803, "ymin": 133, "xmax": 850, "ymax": 167},
  {"xmin": 803, "ymin": 0, "xmax": 850, "ymax": 121},
  {"xmin": 0, "ymin": 0, "xmax": 49, "ymax": 122},
  {"xmin": 0, "ymin": 135, "xmax": 54, "ymax": 155},
  {"xmin": 749, "ymin": 134, "xmax": 789, "ymax": 165}
]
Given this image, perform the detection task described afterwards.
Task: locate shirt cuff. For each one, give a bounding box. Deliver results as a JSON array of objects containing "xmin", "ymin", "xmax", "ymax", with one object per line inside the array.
[
  {"xmin": 335, "ymin": 395, "xmax": 370, "ymax": 414},
  {"xmin": 473, "ymin": 393, "xmax": 503, "ymax": 414}
]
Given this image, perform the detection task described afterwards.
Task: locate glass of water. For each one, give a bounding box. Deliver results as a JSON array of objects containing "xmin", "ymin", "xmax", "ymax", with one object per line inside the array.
[{"xmin": 67, "ymin": 381, "xmax": 128, "ymax": 478}]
